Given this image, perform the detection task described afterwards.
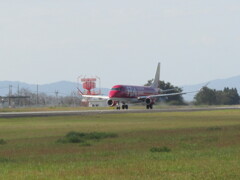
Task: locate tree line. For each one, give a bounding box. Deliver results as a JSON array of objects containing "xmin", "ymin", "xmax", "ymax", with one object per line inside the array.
[
  {"xmin": 146, "ymin": 79, "xmax": 240, "ymax": 105},
  {"xmin": 194, "ymin": 87, "xmax": 240, "ymax": 105},
  {"xmin": 2, "ymin": 88, "xmax": 82, "ymax": 108}
]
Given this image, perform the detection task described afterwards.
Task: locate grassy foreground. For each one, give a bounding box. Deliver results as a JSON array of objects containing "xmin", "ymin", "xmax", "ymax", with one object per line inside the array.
[{"xmin": 0, "ymin": 110, "xmax": 240, "ymax": 179}]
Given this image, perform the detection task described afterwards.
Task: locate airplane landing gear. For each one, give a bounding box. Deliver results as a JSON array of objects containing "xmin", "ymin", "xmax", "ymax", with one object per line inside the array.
[
  {"xmin": 116, "ymin": 102, "xmax": 128, "ymax": 110},
  {"xmin": 146, "ymin": 104, "xmax": 153, "ymax": 109},
  {"xmin": 122, "ymin": 105, "xmax": 128, "ymax": 109}
]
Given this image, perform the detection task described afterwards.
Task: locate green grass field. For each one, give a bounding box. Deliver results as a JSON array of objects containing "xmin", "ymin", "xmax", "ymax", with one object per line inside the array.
[{"xmin": 1, "ymin": 110, "xmax": 240, "ymax": 179}]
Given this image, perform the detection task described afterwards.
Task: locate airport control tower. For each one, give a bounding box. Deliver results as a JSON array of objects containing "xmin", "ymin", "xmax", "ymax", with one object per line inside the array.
[
  {"xmin": 77, "ymin": 76, "xmax": 101, "ymax": 95},
  {"xmin": 77, "ymin": 76, "xmax": 104, "ymax": 107}
]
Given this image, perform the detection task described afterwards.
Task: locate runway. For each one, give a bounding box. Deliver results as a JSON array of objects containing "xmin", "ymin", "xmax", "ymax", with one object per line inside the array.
[{"xmin": 0, "ymin": 106, "xmax": 239, "ymax": 118}]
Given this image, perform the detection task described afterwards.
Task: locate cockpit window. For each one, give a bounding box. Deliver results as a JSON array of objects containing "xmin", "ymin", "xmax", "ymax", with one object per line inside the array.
[{"xmin": 111, "ymin": 88, "xmax": 121, "ymax": 91}]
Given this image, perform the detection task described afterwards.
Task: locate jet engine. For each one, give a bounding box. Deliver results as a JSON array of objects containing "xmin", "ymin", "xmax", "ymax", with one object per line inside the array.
[
  {"xmin": 107, "ymin": 99, "xmax": 117, "ymax": 107},
  {"xmin": 145, "ymin": 98, "xmax": 154, "ymax": 105}
]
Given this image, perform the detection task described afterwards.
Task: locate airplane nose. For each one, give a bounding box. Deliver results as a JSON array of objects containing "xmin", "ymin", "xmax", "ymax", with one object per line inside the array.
[{"xmin": 109, "ymin": 91, "xmax": 117, "ymax": 98}]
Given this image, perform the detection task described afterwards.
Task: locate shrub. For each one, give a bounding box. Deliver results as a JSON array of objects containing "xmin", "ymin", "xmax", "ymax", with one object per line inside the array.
[
  {"xmin": 57, "ymin": 132, "xmax": 117, "ymax": 145},
  {"xmin": 66, "ymin": 132, "xmax": 85, "ymax": 138},
  {"xmin": 150, "ymin": 146, "xmax": 171, "ymax": 153},
  {"xmin": 0, "ymin": 139, "xmax": 6, "ymax": 145},
  {"xmin": 0, "ymin": 157, "xmax": 11, "ymax": 163},
  {"xmin": 67, "ymin": 135, "xmax": 84, "ymax": 143},
  {"xmin": 86, "ymin": 132, "xmax": 118, "ymax": 140},
  {"xmin": 207, "ymin": 127, "xmax": 222, "ymax": 131},
  {"xmin": 80, "ymin": 142, "xmax": 91, "ymax": 147}
]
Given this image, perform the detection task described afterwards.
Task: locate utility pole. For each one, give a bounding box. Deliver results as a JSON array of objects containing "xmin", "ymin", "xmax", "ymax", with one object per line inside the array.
[
  {"xmin": 55, "ymin": 90, "xmax": 59, "ymax": 106},
  {"xmin": 17, "ymin": 84, "xmax": 20, "ymax": 107},
  {"xmin": 8, "ymin": 85, "xmax": 12, "ymax": 108},
  {"xmin": 72, "ymin": 91, "xmax": 76, "ymax": 107},
  {"xmin": 36, "ymin": 84, "xmax": 39, "ymax": 106}
]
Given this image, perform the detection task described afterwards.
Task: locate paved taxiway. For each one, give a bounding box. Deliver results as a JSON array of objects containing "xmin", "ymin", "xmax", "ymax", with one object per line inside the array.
[{"xmin": 0, "ymin": 106, "xmax": 239, "ymax": 118}]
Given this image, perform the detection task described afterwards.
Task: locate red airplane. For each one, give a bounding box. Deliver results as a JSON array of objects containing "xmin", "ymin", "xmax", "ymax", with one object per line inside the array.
[{"xmin": 79, "ymin": 63, "xmax": 193, "ymax": 109}]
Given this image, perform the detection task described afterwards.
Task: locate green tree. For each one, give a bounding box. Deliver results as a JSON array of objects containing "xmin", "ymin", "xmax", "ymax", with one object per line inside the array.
[
  {"xmin": 222, "ymin": 88, "xmax": 239, "ymax": 105},
  {"xmin": 194, "ymin": 87, "xmax": 217, "ymax": 105},
  {"xmin": 194, "ymin": 87, "xmax": 240, "ymax": 105},
  {"xmin": 145, "ymin": 79, "xmax": 184, "ymax": 105}
]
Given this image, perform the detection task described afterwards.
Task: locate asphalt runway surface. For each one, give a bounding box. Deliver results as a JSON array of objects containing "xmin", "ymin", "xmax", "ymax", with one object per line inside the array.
[{"xmin": 0, "ymin": 106, "xmax": 240, "ymax": 118}]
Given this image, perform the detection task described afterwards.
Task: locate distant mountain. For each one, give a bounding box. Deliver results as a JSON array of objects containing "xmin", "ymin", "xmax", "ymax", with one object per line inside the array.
[
  {"xmin": 182, "ymin": 75, "xmax": 240, "ymax": 102},
  {"xmin": 0, "ymin": 81, "xmax": 110, "ymax": 96}
]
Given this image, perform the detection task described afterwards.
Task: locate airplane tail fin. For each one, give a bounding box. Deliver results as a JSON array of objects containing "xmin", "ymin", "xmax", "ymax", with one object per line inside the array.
[{"xmin": 151, "ymin": 63, "xmax": 160, "ymax": 88}]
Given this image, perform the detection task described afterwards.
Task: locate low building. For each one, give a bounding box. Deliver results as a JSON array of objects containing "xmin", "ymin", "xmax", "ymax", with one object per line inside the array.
[{"xmin": 88, "ymin": 99, "xmax": 107, "ymax": 107}]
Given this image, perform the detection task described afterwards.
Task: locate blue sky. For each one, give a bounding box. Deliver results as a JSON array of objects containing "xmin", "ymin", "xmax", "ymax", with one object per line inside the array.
[{"xmin": 1, "ymin": 0, "xmax": 240, "ymax": 88}]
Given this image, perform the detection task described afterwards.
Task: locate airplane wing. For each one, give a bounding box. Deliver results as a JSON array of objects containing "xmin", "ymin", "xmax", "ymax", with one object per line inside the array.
[
  {"xmin": 137, "ymin": 90, "xmax": 198, "ymax": 100},
  {"xmin": 80, "ymin": 94, "xmax": 109, "ymax": 99},
  {"xmin": 138, "ymin": 83, "xmax": 209, "ymax": 100},
  {"xmin": 77, "ymin": 88, "xmax": 109, "ymax": 99},
  {"xmin": 159, "ymin": 88, "xmax": 178, "ymax": 93}
]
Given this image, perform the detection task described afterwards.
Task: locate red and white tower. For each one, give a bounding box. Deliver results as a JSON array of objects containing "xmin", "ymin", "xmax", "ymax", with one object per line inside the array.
[{"xmin": 77, "ymin": 76, "xmax": 101, "ymax": 95}]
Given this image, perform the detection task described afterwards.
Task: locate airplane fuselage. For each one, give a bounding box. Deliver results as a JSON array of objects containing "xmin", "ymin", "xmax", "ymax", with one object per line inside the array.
[{"xmin": 109, "ymin": 85, "xmax": 159, "ymax": 104}]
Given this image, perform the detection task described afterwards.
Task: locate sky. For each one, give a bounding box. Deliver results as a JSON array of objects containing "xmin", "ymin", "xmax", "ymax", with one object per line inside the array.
[{"xmin": 0, "ymin": 0, "xmax": 240, "ymax": 88}]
